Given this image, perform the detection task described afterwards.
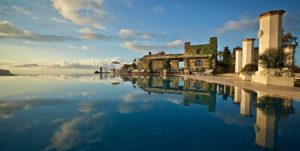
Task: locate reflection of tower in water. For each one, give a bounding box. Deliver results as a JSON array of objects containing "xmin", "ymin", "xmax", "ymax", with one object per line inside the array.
[
  {"xmin": 240, "ymin": 89, "xmax": 253, "ymax": 117},
  {"xmin": 234, "ymin": 87, "xmax": 241, "ymax": 104},
  {"xmin": 254, "ymin": 92, "xmax": 294, "ymax": 150}
]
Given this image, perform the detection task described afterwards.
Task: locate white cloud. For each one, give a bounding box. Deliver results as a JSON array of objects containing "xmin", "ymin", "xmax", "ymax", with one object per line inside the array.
[
  {"xmin": 12, "ymin": 6, "xmax": 38, "ymax": 20},
  {"xmin": 122, "ymin": 39, "xmax": 183, "ymax": 51},
  {"xmin": 283, "ymin": 12, "xmax": 300, "ymax": 33},
  {"xmin": 12, "ymin": 6, "xmax": 32, "ymax": 16},
  {"xmin": 10, "ymin": 57, "xmax": 131, "ymax": 71},
  {"xmin": 0, "ymin": 20, "xmax": 77, "ymax": 42},
  {"xmin": 121, "ymin": 0, "xmax": 134, "ymax": 7},
  {"xmin": 52, "ymin": 0, "xmax": 113, "ymax": 30},
  {"xmin": 118, "ymin": 28, "xmax": 163, "ymax": 40},
  {"xmin": 45, "ymin": 105, "xmax": 107, "ymax": 151},
  {"xmin": 79, "ymin": 28, "xmax": 116, "ymax": 40},
  {"xmin": 173, "ymin": 4, "xmax": 182, "ymax": 9},
  {"xmin": 81, "ymin": 45, "xmax": 90, "ymax": 51},
  {"xmin": 51, "ymin": 17, "xmax": 68, "ymax": 23},
  {"xmin": 153, "ymin": 5, "xmax": 165, "ymax": 14},
  {"xmin": 217, "ymin": 17, "xmax": 258, "ymax": 33}
]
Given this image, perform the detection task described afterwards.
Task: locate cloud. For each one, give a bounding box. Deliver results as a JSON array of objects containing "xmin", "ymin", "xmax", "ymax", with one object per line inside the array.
[
  {"xmin": 283, "ymin": 12, "xmax": 300, "ymax": 33},
  {"xmin": 153, "ymin": 5, "xmax": 165, "ymax": 14},
  {"xmin": 173, "ymin": 4, "xmax": 182, "ymax": 9},
  {"xmin": 9, "ymin": 57, "xmax": 131, "ymax": 71},
  {"xmin": 0, "ymin": 98, "xmax": 71, "ymax": 119},
  {"xmin": 12, "ymin": 6, "xmax": 32, "ymax": 16},
  {"xmin": 81, "ymin": 45, "xmax": 90, "ymax": 51},
  {"xmin": 217, "ymin": 17, "xmax": 258, "ymax": 33},
  {"xmin": 122, "ymin": 39, "xmax": 183, "ymax": 51},
  {"xmin": 121, "ymin": 0, "xmax": 134, "ymax": 7},
  {"xmin": 118, "ymin": 28, "xmax": 163, "ymax": 40},
  {"xmin": 217, "ymin": 12, "xmax": 300, "ymax": 34},
  {"xmin": 45, "ymin": 115, "xmax": 104, "ymax": 151},
  {"xmin": 0, "ymin": 20, "xmax": 78, "ymax": 42},
  {"xmin": 52, "ymin": 0, "xmax": 113, "ymax": 30},
  {"xmin": 51, "ymin": 17, "xmax": 68, "ymax": 23},
  {"xmin": 11, "ymin": 5, "xmax": 38, "ymax": 20},
  {"xmin": 79, "ymin": 28, "xmax": 117, "ymax": 40}
]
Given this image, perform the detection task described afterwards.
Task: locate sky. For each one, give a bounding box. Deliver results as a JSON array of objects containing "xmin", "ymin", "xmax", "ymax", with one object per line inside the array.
[{"xmin": 0, "ymin": 0, "xmax": 300, "ymax": 74}]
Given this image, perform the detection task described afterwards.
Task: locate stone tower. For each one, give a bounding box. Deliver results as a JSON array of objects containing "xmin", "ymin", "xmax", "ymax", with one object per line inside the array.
[
  {"xmin": 242, "ymin": 38, "xmax": 255, "ymax": 68},
  {"xmin": 235, "ymin": 47, "xmax": 242, "ymax": 73},
  {"xmin": 257, "ymin": 10, "xmax": 285, "ymax": 72}
]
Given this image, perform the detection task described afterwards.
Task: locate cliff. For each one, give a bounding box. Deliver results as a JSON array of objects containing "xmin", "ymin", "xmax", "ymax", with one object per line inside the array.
[{"xmin": 0, "ymin": 69, "xmax": 16, "ymax": 76}]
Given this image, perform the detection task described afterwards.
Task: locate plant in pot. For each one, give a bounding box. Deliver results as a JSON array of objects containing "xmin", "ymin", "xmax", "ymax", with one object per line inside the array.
[
  {"xmin": 259, "ymin": 48, "xmax": 294, "ymax": 77},
  {"xmin": 241, "ymin": 64, "xmax": 258, "ymax": 76}
]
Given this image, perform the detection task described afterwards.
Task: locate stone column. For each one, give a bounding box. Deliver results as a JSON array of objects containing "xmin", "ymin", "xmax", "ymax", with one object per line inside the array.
[
  {"xmin": 240, "ymin": 89, "xmax": 252, "ymax": 116},
  {"xmin": 235, "ymin": 48, "xmax": 243, "ymax": 73},
  {"xmin": 284, "ymin": 45, "xmax": 295, "ymax": 68},
  {"xmin": 242, "ymin": 38, "xmax": 255, "ymax": 68},
  {"xmin": 257, "ymin": 10, "xmax": 285, "ymax": 72}
]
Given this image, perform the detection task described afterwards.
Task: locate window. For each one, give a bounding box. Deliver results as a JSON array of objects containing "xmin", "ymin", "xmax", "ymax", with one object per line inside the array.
[{"xmin": 195, "ymin": 60, "xmax": 203, "ymax": 66}]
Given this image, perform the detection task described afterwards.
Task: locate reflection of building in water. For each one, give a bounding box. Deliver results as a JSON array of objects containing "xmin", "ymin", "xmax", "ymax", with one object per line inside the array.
[
  {"xmin": 234, "ymin": 87, "xmax": 241, "ymax": 104},
  {"xmin": 240, "ymin": 89, "xmax": 252, "ymax": 116},
  {"xmin": 255, "ymin": 105, "xmax": 277, "ymax": 149},
  {"xmin": 254, "ymin": 93, "xmax": 294, "ymax": 150},
  {"xmin": 135, "ymin": 76, "xmax": 216, "ymax": 112}
]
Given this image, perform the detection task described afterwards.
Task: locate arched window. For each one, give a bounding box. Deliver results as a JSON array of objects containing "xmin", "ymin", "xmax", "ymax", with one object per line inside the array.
[{"xmin": 195, "ymin": 60, "xmax": 203, "ymax": 66}]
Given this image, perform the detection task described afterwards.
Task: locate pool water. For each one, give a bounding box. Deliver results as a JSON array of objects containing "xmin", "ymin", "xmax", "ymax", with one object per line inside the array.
[{"xmin": 0, "ymin": 74, "xmax": 299, "ymax": 151}]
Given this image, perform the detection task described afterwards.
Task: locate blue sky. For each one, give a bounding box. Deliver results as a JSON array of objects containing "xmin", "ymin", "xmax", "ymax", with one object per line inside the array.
[{"xmin": 0, "ymin": 0, "xmax": 300, "ymax": 73}]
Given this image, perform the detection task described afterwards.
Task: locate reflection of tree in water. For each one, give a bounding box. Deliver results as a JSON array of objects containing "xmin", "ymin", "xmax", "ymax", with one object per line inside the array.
[{"xmin": 256, "ymin": 96, "xmax": 294, "ymax": 119}]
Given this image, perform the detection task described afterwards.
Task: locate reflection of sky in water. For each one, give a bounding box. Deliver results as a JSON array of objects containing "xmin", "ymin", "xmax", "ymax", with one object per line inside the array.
[{"xmin": 0, "ymin": 75, "xmax": 299, "ymax": 151}]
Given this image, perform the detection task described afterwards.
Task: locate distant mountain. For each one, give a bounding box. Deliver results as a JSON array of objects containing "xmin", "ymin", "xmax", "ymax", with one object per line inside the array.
[{"xmin": 0, "ymin": 69, "xmax": 16, "ymax": 76}]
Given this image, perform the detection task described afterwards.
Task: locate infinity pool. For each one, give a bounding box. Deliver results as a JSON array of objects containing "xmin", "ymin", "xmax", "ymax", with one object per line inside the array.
[{"xmin": 0, "ymin": 74, "xmax": 299, "ymax": 151}]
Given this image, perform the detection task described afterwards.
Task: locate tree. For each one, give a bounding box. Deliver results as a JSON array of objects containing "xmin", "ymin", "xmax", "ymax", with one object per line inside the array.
[
  {"xmin": 259, "ymin": 48, "xmax": 291, "ymax": 69},
  {"xmin": 132, "ymin": 58, "xmax": 137, "ymax": 69},
  {"xmin": 282, "ymin": 32, "xmax": 298, "ymax": 47},
  {"xmin": 223, "ymin": 46, "xmax": 232, "ymax": 64}
]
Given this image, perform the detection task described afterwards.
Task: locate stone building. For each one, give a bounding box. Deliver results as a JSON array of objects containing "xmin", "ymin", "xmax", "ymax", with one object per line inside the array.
[{"xmin": 130, "ymin": 37, "xmax": 217, "ymax": 75}]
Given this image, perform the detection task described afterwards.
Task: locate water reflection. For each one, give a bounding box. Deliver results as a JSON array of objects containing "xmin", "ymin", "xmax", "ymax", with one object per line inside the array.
[
  {"xmin": 0, "ymin": 75, "xmax": 299, "ymax": 151},
  {"xmin": 127, "ymin": 75, "xmax": 297, "ymax": 150}
]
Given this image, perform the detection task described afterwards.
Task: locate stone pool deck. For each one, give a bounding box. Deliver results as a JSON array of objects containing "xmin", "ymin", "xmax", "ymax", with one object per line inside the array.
[{"xmin": 181, "ymin": 75, "xmax": 300, "ymax": 101}]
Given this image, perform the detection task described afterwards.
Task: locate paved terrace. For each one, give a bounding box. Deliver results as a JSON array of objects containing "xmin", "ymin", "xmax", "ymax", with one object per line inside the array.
[{"xmin": 181, "ymin": 75, "xmax": 300, "ymax": 101}]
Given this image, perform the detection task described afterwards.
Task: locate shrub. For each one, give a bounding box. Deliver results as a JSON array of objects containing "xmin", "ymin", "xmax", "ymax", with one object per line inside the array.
[
  {"xmin": 241, "ymin": 64, "xmax": 258, "ymax": 75},
  {"xmin": 262, "ymin": 68, "xmax": 294, "ymax": 77},
  {"xmin": 259, "ymin": 48, "xmax": 291, "ymax": 69}
]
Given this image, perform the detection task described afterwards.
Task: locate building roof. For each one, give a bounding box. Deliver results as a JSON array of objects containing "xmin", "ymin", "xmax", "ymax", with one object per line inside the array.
[{"xmin": 259, "ymin": 10, "xmax": 285, "ymax": 19}]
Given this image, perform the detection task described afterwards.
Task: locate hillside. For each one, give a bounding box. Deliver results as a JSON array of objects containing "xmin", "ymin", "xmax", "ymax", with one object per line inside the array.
[{"xmin": 0, "ymin": 69, "xmax": 16, "ymax": 76}]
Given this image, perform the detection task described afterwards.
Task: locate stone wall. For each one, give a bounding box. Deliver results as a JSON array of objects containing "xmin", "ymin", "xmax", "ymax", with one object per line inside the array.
[
  {"xmin": 170, "ymin": 60, "xmax": 179, "ymax": 71},
  {"xmin": 185, "ymin": 58, "xmax": 209, "ymax": 72},
  {"xmin": 184, "ymin": 37, "xmax": 217, "ymax": 56},
  {"xmin": 152, "ymin": 60, "xmax": 164, "ymax": 72}
]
